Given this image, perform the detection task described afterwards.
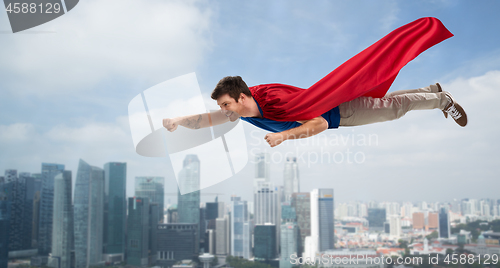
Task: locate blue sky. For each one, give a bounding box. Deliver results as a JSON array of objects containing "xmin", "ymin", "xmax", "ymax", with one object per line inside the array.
[{"xmin": 1, "ymin": 0, "xmax": 499, "ymax": 203}]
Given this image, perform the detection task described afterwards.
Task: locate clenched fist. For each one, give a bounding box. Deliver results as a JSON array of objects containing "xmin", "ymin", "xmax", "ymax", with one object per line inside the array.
[
  {"xmin": 264, "ymin": 133, "xmax": 286, "ymax": 147},
  {"xmin": 163, "ymin": 118, "xmax": 178, "ymax": 132}
]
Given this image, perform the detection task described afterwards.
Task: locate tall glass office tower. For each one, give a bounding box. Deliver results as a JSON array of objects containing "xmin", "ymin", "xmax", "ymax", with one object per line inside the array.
[
  {"xmin": 0, "ymin": 182, "xmax": 11, "ymax": 268},
  {"xmin": 177, "ymin": 155, "xmax": 200, "ymax": 224},
  {"xmin": 291, "ymin": 192, "xmax": 310, "ymax": 257},
  {"xmin": 283, "ymin": 157, "xmax": 299, "ymax": 203},
  {"xmin": 38, "ymin": 163, "xmax": 64, "ymax": 255},
  {"xmin": 135, "ymin": 176, "xmax": 164, "ymax": 222},
  {"xmin": 4, "ymin": 170, "xmax": 25, "ymax": 251},
  {"xmin": 439, "ymin": 207, "xmax": 450, "ymax": 238},
  {"xmin": 74, "ymin": 160, "xmax": 104, "ymax": 268},
  {"xmin": 103, "ymin": 162, "xmax": 127, "ymax": 259},
  {"xmin": 49, "ymin": 171, "xmax": 74, "ymax": 268},
  {"xmin": 126, "ymin": 197, "xmax": 149, "ymax": 267},
  {"xmin": 231, "ymin": 197, "xmax": 251, "ymax": 259}
]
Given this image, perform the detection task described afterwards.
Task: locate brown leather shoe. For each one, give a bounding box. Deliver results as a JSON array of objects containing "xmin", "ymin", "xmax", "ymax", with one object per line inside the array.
[{"xmin": 443, "ymin": 91, "xmax": 467, "ymax": 127}]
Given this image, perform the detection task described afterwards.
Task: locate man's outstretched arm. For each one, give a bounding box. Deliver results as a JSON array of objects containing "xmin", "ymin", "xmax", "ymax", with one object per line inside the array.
[
  {"xmin": 264, "ymin": 116, "xmax": 328, "ymax": 147},
  {"xmin": 163, "ymin": 110, "xmax": 237, "ymax": 132}
]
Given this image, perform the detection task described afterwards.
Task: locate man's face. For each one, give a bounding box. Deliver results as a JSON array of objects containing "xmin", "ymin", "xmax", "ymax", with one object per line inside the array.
[{"xmin": 217, "ymin": 93, "xmax": 242, "ymax": 118}]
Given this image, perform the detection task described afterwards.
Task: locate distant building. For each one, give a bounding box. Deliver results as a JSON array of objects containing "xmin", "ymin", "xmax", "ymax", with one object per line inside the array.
[
  {"xmin": 280, "ymin": 222, "xmax": 299, "ymax": 268},
  {"xmin": 412, "ymin": 212, "xmax": 425, "ymax": 230},
  {"xmin": 283, "ymin": 157, "xmax": 299, "ymax": 203},
  {"xmin": 0, "ymin": 183, "xmax": 11, "ymax": 268},
  {"xmin": 231, "ymin": 197, "xmax": 251, "ymax": 259},
  {"xmin": 156, "ymin": 223, "xmax": 198, "ymax": 267},
  {"xmin": 103, "ymin": 162, "xmax": 127, "ymax": 261},
  {"xmin": 291, "ymin": 192, "xmax": 311, "ymax": 257},
  {"xmin": 135, "ymin": 177, "xmax": 165, "ymax": 222},
  {"xmin": 438, "ymin": 207, "xmax": 450, "ymax": 238},
  {"xmin": 389, "ymin": 215, "xmax": 401, "ymax": 239},
  {"xmin": 254, "ymin": 224, "xmax": 277, "ymax": 260},
  {"xmin": 48, "ymin": 171, "xmax": 74, "ymax": 268},
  {"xmin": 74, "ymin": 160, "xmax": 104, "ymax": 268},
  {"xmin": 428, "ymin": 212, "xmax": 438, "ymax": 229},
  {"xmin": 39, "ymin": 163, "xmax": 65, "ymax": 255},
  {"xmin": 215, "ymin": 216, "xmax": 229, "ymax": 256},
  {"xmin": 126, "ymin": 197, "xmax": 149, "ymax": 267},
  {"xmin": 367, "ymin": 208, "xmax": 386, "ymax": 231}
]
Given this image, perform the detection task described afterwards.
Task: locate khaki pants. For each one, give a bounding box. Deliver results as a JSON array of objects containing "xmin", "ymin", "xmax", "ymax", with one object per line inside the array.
[{"xmin": 339, "ymin": 84, "xmax": 450, "ymax": 126}]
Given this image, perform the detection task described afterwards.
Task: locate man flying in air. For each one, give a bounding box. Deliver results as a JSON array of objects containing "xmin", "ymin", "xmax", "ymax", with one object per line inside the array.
[{"xmin": 162, "ymin": 17, "xmax": 467, "ymax": 147}]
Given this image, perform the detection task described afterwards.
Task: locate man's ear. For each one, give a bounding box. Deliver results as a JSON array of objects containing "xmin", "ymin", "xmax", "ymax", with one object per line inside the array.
[{"xmin": 239, "ymin": 93, "xmax": 246, "ymax": 102}]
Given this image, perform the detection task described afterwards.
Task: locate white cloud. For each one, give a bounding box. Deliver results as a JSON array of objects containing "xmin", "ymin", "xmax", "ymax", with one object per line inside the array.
[{"xmin": 0, "ymin": 0, "xmax": 213, "ymax": 97}]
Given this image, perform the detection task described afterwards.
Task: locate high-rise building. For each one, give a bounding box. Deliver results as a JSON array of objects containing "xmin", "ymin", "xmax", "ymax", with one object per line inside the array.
[
  {"xmin": 0, "ymin": 183, "xmax": 11, "ymax": 268},
  {"xmin": 5, "ymin": 170, "xmax": 26, "ymax": 251},
  {"xmin": 215, "ymin": 216, "xmax": 229, "ymax": 256},
  {"xmin": 148, "ymin": 203, "xmax": 159, "ymax": 265},
  {"xmin": 177, "ymin": 155, "xmax": 200, "ymax": 225},
  {"xmin": 103, "ymin": 162, "xmax": 127, "ymax": 261},
  {"xmin": 21, "ymin": 173, "xmax": 35, "ymax": 250},
  {"xmin": 230, "ymin": 197, "xmax": 251, "ymax": 259},
  {"xmin": 412, "ymin": 212, "xmax": 425, "ymax": 230},
  {"xmin": 428, "ymin": 212, "xmax": 438, "ymax": 229},
  {"xmin": 74, "ymin": 159, "xmax": 104, "ymax": 268},
  {"xmin": 31, "ymin": 174, "xmax": 42, "ymax": 249},
  {"xmin": 389, "ymin": 215, "xmax": 401, "ymax": 239},
  {"xmin": 49, "ymin": 171, "xmax": 74, "ymax": 268},
  {"xmin": 156, "ymin": 223, "xmax": 198, "ymax": 267},
  {"xmin": 254, "ymin": 224, "xmax": 277, "ymax": 260},
  {"xmin": 367, "ymin": 208, "xmax": 386, "ymax": 231},
  {"xmin": 39, "ymin": 163, "xmax": 65, "ymax": 255},
  {"xmin": 254, "ymin": 153, "xmax": 270, "ymax": 189},
  {"xmin": 439, "ymin": 207, "xmax": 450, "ymax": 238},
  {"xmin": 280, "ymin": 222, "xmax": 299, "ymax": 268},
  {"xmin": 283, "ymin": 157, "xmax": 299, "ymax": 203},
  {"xmin": 254, "ymin": 182, "xmax": 280, "ymax": 253},
  {"xmin": 310, "ymin": 189, "xmax": 334, "ymax": 253},
  {"xmin": 126, "ymin": 197, "xmax": 150, "ymax": 267},
  {"xmin": 291, "ymin": 192, "xmax": 310, "ymax": 257},
  {"xmin": 135, "ymin": 177, "xmax": 164, "ymax": 221}
]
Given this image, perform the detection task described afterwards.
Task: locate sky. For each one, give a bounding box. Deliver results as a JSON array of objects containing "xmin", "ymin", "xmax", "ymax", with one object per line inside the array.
[{"xmin": 0, "ymin": 0, "xmax": 499, "ymax": 205}]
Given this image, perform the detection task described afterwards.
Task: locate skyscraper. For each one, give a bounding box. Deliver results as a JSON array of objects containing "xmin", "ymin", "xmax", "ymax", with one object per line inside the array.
[
  {"xmin": 39, "ymin": 163, "xmax": 64, "ymax": 255},
  {"xmin": 283, "ymin": 157, "xmax": 299, "ymax": 203},
  {"xmin": 389, "ymin": 215, "xmax": 402, "ymax": 239},
  {"xmin": 74, "ymin": 159, "xmax": 104, "ymax": 268},
  {"xmin": 231, "ymin": 197, "xmax": 251, "ymax": 259},
  {"xmin": 0, "ymin": 182, "xmax": 11, "ymax": 268},
  {"xmin": 21, "ymin": 173, "xmax": 35, "ymax": 250},
  {"xmin": 291, "ymin": 192, "xmax": 310, "ymax": 257},
  {"xmin": 31, "ymin": 173, "xmax": 42, "ymax": 249},
  {"xmin": 254, "ymin": 224, "xmax": 277, "ymax": 260},
  {"xmin": 126, "ymin": 197, "xmax": 149, "ymax": 267},
  {"xmin": 49, "ymin": 171, "xmax": 74, "ymax": 268},
  {"xmin": 254, "ymin": 153, "xmax": 270, "ymax": 189},
  {"xmin": 309, "ymin": 189, "xmax": 334, "ymax": 253},
  {"xmin": 368, "ymin": 208, "xmax": 386, "ymax": 231},
  {"xmin": 254, "ymin": 182, "xmax": 280, "ymax": 253},
  {"xmin": 280, "ymin": 222, "xmax": 299, "ymax": 268},
  {"xmin": 135, "ymin": 177, "xmax": 164, "ymax": 222},
  {"xmin": 439, "ymin": 207, "xmax": 450, "ymax": 238},
  {"xmin": 177, "ymin": 155, "xmax": 200, "ymax": 224},
  {"xmin": 215, "ymin": 216, "xmax": 229, "ymax": 256},
  {"xmin": 103, "ymin": 162, "xmax": 127, "ymax": 261},
  {"xmin": 5, "ymin": 170, "xmax": 25, "ymax": 251}
]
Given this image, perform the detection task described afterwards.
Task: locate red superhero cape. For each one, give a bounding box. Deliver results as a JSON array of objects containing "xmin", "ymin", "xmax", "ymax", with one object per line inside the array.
[{"xmin": 249, "ymin": 17, "xmax": 454, "ymax": 121}]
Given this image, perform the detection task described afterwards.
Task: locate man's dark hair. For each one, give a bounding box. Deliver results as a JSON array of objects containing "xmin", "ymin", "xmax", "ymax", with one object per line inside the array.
[{"xmin": 211, "ymin": 76, "xmax": 252, "ymax": 102}]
